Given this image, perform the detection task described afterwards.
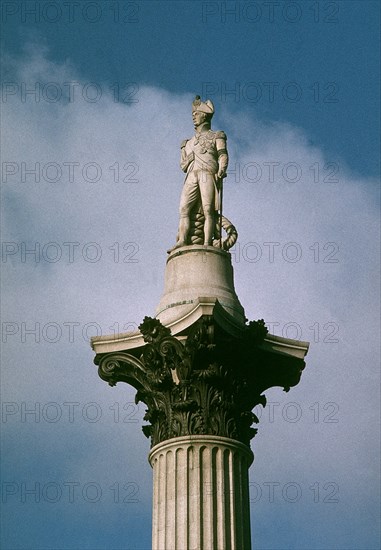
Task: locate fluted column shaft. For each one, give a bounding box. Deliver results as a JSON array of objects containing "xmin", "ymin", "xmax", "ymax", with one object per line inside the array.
[{"xmin": 149, "ymin": 435, "xmax": 254, "ymax": 550}]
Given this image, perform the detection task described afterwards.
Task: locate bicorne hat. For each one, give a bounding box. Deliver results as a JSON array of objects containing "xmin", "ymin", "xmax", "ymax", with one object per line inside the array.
[{"xmin": 192, "ymin": 95, "xmax": 214, "ymax": 115}]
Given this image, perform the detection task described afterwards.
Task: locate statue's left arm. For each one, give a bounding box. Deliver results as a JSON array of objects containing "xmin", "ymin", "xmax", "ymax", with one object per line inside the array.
[{"xmin": 215, "ymin": 131, "xmax": 228, "ymax": 179}]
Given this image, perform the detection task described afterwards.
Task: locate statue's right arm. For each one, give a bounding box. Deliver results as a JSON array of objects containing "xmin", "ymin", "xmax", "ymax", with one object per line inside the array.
[
  {"xmin": 180, "ymin": 139, "xmax": 194, "ymax": 172},
  {"xmin": 216, "ymin": 132, "xmax": 228, "ymax": 179}
]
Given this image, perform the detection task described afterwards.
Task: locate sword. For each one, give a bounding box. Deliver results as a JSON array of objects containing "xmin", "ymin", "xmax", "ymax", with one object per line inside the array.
[{"xmin": 218, "ymin": 177, "xmax": 223, "ymax": 249}]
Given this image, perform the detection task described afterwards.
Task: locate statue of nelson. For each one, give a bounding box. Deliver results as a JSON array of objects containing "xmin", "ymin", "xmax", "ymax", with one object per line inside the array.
[{"xmin": 169, "ymin": 96, "xmax": 229, "ymax": 251}]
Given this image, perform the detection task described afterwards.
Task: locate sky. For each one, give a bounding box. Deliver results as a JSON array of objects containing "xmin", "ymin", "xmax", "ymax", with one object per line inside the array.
[{"xmin": 1, "ymin": 1, "xmax": 380, "ymax": 549}]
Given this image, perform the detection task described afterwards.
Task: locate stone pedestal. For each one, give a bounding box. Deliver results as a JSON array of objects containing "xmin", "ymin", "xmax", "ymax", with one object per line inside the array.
[
  {"xmin": 156, "ymin": 245, "xmax": 245, "ymax": 327},
  {"xmin": 149, "ymin": 435, "xmax": 253, "ymax": 550}
]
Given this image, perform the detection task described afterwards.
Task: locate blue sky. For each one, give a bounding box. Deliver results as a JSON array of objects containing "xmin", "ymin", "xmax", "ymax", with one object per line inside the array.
[
  {"xmin": 1, "ymin": 1, "xmax": 380, "ymax": 549},
  {"xmin": 2, "ymin": 0, "xmax": 380, "ymax": 177}
]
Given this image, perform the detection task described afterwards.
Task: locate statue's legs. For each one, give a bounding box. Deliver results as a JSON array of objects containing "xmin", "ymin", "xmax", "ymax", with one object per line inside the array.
[
  {"xmin": 199, "ymin": 172, "xmax": 216, "ymax": 246},
  {"xmin": 175, "ymin": 174, "xmax": 200, "ymax": 248},
  {"xmin": 168, "ymin": 171, "xmax": 216, "ymax": 252}
]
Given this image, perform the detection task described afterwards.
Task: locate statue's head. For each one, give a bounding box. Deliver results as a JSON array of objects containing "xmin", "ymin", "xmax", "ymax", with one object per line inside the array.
[{"xmin": 192, "ymin": 95, "xmax": 214, "ymax": 128}]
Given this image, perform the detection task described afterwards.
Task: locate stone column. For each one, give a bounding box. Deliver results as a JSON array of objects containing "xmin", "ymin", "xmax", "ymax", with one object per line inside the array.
[
  {"xmin": 149, "ymin": 435, "xmax": 253, "ymax": 550},
  {"xmin": 91, "ymin": 96, "xmax": 310, "ymax": 550},
  {"xmin": 94, "ymin": 303, "xmax": 308, "ymax": 550}
]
